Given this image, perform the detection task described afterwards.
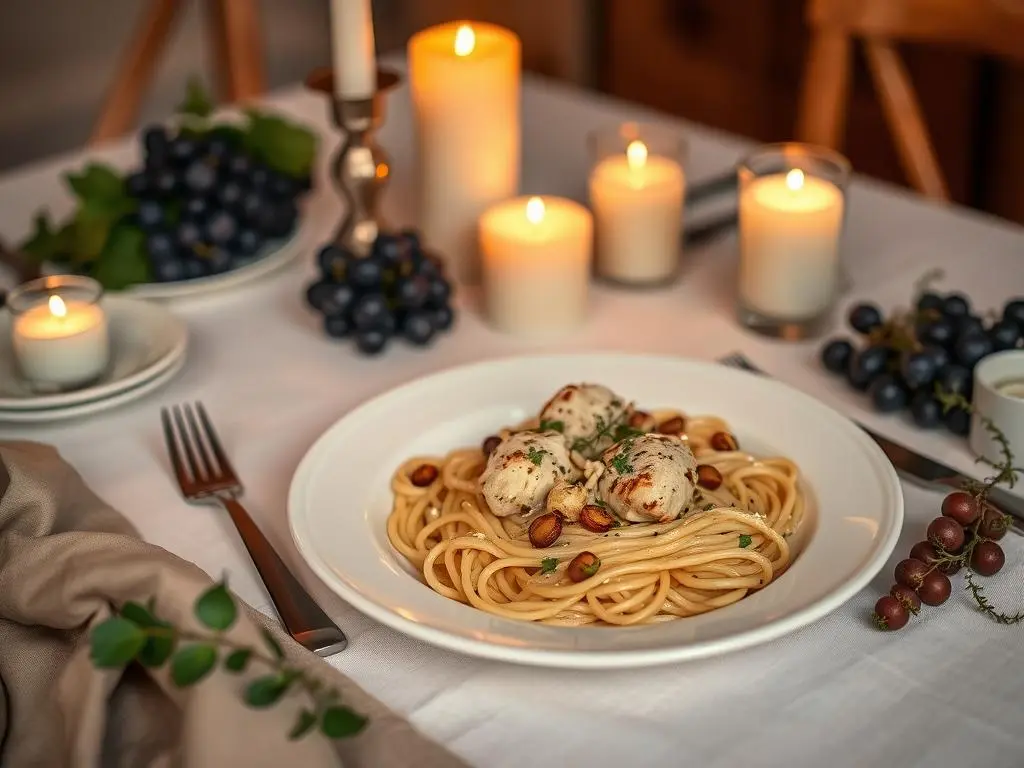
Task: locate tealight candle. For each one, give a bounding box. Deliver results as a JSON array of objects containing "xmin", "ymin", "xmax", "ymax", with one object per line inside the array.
[
  {"xmin": 479, "ymin": 195, "xmax": 593, "ymax": 334},
  {"xmin": 737, "ymin": 143, "xmax": 851, "ymax": 338},
  {"xmin": 7, "ymin": 276, "xmax": 110, "ymax": 391},
  {"xmin": 970, "ymin": 351, "xmax": 1024, "ymax": 472},
  {"xmin": 589, "ymin": 124, "xmax": 686, "ymax": 285},
  {"xmin": 409, "ymin": 21, "xmax": 521, "ymax": 284}
]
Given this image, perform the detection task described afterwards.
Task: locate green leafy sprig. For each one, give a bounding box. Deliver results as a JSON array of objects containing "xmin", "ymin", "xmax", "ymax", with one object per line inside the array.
[
  {"xmin": 18, "ymin": 77, "xmax": 317, "ymax": 290},
  {"xmin": 90, "ymin": 581, "xmax": 367, "ymax": 741}
]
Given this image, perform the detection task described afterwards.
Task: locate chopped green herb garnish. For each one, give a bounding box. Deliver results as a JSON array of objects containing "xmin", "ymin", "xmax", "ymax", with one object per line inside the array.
[
  {"xmin": 613, "ymin": 424, "xmax": 645, "ymax": 441},
  {"xmin": 540, "ymin": 557, "xmax": 558, "ymax": 574},
  {"xmin": 527, "ymin": 446, "xmax": 547, "ymax": 466},
  {"xmin": 539, "ymin": 419, "xmax": 565, "ymax": 433},
  {"xmin": 610, "ymin": 441, "xmax": 634, "ymax": 474},
  {"xmin": 739, "ymin": 534, "xmax": 753, "ymax": 548}
]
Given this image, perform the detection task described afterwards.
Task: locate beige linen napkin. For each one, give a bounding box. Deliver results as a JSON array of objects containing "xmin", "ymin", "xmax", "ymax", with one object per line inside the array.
[{"xmin": 0, "ymin": 440, "xmax": 466, "ymax": 768}]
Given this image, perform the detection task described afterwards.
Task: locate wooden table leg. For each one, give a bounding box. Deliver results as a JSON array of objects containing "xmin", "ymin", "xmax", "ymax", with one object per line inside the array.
[{"xmin": 206, "ymin": 0, "xmax": 266, "ymax": 103}]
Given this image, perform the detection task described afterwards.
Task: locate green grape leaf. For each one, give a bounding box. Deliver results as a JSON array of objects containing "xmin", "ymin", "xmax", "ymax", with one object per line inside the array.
[
  {"xmin": 120, "ymin": 601, "xmax": 157, "ymax": 626},
  {"xmin": 170, "ymin": 644, "xmax": 218, "ymax": 687},
  {"xmin": 321, "ymin": 706, "xmax": 368, "ymax": 738},
  {"xmin": 289, "ymin": 709, "xmax": 318, "ymax": 741},
  {"xmin": 91, "ymin": 224, "xmax": 151, "ymax": 289},
  {"xmin": 244, "ymin": 674, "xmax": 291, "ymax": 707},
  {"xmin": 194, "ymin": 582, "xmax": 237, "ymax": 631},
  {"xmin": 179, "ymin": 76, "xmax": 214, "ymax": 119},
  {"xmin": 118, "ymin": 600, "xmax": 177, "ymax": 667},
  {"xmin": 224, "ymin": 648, "xmax": 252, "ymax": 673},
  {"xmin": 260, "ymin": 627, "xmax": 285, "ymax": 660},
  {"xmin": 19, "ymin": 212, "xmax": 61, "ymax": 263},
  {"xmin": 90, "ymin": 616, "xmax": 147, "ymax": 668},
  {"xmin": 64, "ymin": 163, "xmax": 126, "ymax": 206},
  {"xmin": 242, "ymin": 109, "xmax": 318, "ymax": 178}
]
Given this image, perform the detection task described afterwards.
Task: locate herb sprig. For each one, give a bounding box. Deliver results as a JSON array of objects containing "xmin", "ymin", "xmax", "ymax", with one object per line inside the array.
[{"xmin": 90, "ymin": 581, "xmax": 366, "ymax": 741}]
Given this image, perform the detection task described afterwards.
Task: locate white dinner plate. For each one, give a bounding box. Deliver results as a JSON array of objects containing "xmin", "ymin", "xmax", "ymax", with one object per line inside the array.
[
  {"xmin": 0, "ymin": 296, "xmax": 187, "ymax": 411},
  {"xmin": 289, "ymin": 354, "xmax": 904, "ymax": 669}
]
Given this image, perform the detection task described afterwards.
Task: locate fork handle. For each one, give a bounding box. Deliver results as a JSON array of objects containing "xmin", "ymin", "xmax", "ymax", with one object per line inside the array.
[{"xmin": 221, "ymin": 498, "xmax": 348, "ymax": 656}]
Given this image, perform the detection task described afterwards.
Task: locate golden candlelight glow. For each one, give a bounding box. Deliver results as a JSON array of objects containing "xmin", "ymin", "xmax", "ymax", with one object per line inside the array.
[
  {"xmin": 454, "ymin": 25, "xmax": 475, "ymax": 57},
  {"xmin": 786, "ymin": 169, "xmax": 805, "ymax": 191},
  {"xmin": 48, "ymin": 295, "xmax": 67, "ymax": 318},
  {"xmin": 626, "ymin": 140, "xmax": 648, "ymax": 171},
  {"xmin": 525, "ymin": 196, "xmax": 545, "ymax": 224},
  {"xmin": 375, "ymin": 162, "xmax": 389, "ymax": 179}
]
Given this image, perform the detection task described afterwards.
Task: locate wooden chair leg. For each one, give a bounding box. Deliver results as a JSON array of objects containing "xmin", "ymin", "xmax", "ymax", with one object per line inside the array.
[
  {"xmin": 864, "ymin": 38, "xmax": 951, "ymax": 202},
  {"xmin": 89, "ymin": 0, "xmax": 183, "ymax": 145},
  {"xmin": 206, "ymin": 0, "xmax": 266, "ymax": 103},
  {"xmin": 796, "ymin": 28, "xmax": 853, "ymax": 150}
]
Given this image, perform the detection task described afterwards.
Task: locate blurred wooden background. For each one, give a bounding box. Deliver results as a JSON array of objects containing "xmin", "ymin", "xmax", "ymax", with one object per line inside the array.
[{"xmin": 1, "ymin": 0, "xmax": 1021, "ymax": 225}]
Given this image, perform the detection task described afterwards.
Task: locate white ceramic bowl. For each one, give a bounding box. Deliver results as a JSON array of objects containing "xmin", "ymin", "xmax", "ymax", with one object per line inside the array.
[{"xmin": 289, "ymin": 354, "xmax": 903, "ymax": 669}]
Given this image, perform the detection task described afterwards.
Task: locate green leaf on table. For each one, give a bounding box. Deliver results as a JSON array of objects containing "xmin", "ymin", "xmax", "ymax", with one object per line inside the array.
[
  {"xmin": 121, "ymin": 601, "xmax": 177, "ymax": 667},
  {"xmin": 90, "ymin": 616, "xmax": 146, "ymax": 668},
  {"xmin": 64, "ymin": 163, "xmax": 126, "ymax": 206},
  {"xmin": 179, "ymin": 76, "xmax": 214, "ymax": 119},
  {"xmin": 91, "ymin": 223, "xmax": 151, "ymax": 289},
  {"xmin": 321, "ymin": 705, "xmax": 368, "ymax": 738},
  {"xmin": 194, "ymin": 582, "xmax": 238, "ymax": 631},
  {"xmin": 224, "ymin": 648, "xmax": 252, "ymax": 672},
  {"xmin": 68, "ymin": 203, "xmax": 116, "ymax": 263},
  {"xmin": 244, "ymin": 674, "xmax": 291, "ymax": 707},
  {"xmin": 289, "ymin": 709, "xmax": 318, "ymax": 741},
  {"xmin": 209, "ymin": 123, "xmax": 246, "ymax": 148},
  {"xmin": 170, "ymin": 644, "xmax": 218, "ymax": 686},
  {"xmin": 260, "ymin": 627, "xmax": 285, "ymax": 660},
  {"xmin": 242, "ymin": 109, "xmax": 317, "ymax": 178}
]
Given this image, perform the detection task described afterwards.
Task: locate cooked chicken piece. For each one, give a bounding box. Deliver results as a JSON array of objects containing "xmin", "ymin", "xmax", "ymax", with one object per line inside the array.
[
  {"xmin": 597, "ymin": 433, "xmax": 698, "ymax": 523},
  {"xmin": 538, "ymin": 384, "xmax": 632, "ymax": 459},
  {"xmin": 480, "ymin": 431, "xmax": 579, "ymax": 518}
]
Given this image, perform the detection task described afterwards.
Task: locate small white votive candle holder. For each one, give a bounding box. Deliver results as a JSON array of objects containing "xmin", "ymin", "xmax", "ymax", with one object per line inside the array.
[
  {"xmin": 588, "ymin": 122, "xmax": 686, "ymax": 286},
  {"xmin": 7, "ymin": 275, "xmax": 111, "ymax": 393},
  {"xmin": 970, "ymin": 350, "xmax": 1024, "ymax": 478},
  {"xmin": 737, "ymin": 143, "xmax": 851, "ymax": 340}
]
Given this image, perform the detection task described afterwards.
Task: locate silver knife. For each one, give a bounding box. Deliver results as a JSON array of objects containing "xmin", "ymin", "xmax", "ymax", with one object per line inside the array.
[
  {"xmin": 718, "ymin": 352, "xmax": 1024, "ymax": 532},
  {"xmin": 864, "ymin": 429, "xmax": 1024, "ymax": 531}
]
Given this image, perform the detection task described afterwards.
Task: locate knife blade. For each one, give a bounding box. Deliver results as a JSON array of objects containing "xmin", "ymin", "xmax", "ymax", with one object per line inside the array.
[{"xmin": 865, "ymin": 428, "xmax": 1024, "ymax": 531}]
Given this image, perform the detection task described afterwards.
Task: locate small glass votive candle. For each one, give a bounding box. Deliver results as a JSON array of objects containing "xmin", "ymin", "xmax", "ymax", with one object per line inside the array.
[
  {"xmin": 970, "ymin": 351, "xmax": 1024, "ymax": 470},
  {"xmin": 7, "ymin": 275, "xmax": 110, "ymax": 392},
  {"xmin": 737, "ymin": 143, "xmax": 851, "ymax": 339},
  {"xmin": 479, "ymin": 195, "xmax": 593, "ymax": 334},
  {"xmin": 588, "ymin": 123, "xmax": 686, "ymax": 286}
]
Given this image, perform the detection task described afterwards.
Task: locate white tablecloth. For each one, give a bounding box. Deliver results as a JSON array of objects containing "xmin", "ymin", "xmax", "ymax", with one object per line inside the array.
[{"xmin": 1, "ymin": 65, "xmax": 1023, "ymax": 768}]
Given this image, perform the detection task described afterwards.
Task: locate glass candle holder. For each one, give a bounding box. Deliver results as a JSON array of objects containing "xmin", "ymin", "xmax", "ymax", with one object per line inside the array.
[
  {"xmin": 6, "ymin": 275, "xmax": 110, "ymax": 392},
  {"xmin": 736, "ymin": 143, "xmax": 851, "ymax": 339},
  {"xmin": 588, "ymin": 123, "xmax": 687, "ymax": 286}
]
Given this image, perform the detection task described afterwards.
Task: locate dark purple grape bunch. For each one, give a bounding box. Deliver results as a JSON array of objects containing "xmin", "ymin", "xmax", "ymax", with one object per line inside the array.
[
  {"xmin": 304, "ymin": 230, "xmax": 455, "ymax": 356},
  {"xmin": 873, "ymin": 490, "xmax": 1010, "ymax": 630},
  {"xmin": 820, "ymin": 293, "xmax": 1024, "ymax": 435},
  {"xmin": 124, "ymin": 125, "xmax": 309, "ymax": 283}
]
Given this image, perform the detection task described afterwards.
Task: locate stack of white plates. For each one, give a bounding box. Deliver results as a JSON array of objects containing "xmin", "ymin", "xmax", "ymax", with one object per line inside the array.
[{"xmin": 0, "ymin": 297, "xmax": 188, "ymax": 423}]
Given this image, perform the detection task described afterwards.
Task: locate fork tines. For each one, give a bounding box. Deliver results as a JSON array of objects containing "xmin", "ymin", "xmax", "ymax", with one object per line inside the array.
[{"xmin": 161, "ymin": 402, "xmax": 239, "ymax": 494}]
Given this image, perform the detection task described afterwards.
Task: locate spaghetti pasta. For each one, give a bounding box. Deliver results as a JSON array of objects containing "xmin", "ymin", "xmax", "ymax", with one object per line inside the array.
[{"xmin": 387, "ymin": 406, "xmax": 805, "ymax": 627}]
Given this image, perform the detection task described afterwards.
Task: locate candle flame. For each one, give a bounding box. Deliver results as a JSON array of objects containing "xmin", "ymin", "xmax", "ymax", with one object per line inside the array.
[
  {"xmin": 48, "ymin": 295, "xmax": 67, "ymax": 318},
  {"xmin": 626, "ymin": 140, "xmax": 648, "ymax": 171},
  {"xmin": 525, "ymin": 196, "xmax": 545, "ymax": 224},
  {"xmin": 786, "ymin": 169, "xmax": 805, "ymax": 191},
  {"xmin": 454, "ymin": 25, "xmax": 475, "ymax": 57}
]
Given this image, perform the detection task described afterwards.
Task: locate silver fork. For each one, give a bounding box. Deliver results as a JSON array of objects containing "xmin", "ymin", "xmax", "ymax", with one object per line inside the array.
[{"xmin": 161, "ymin": 402, "xmax": 347, "ymax": 656}]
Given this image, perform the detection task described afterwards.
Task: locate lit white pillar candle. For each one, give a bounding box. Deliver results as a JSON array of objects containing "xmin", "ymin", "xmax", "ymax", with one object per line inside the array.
[
  {"xmin": 330, "ymin": 0, "xmax": 376, "ymax": 99},
  {"xmin": 409, "ymin": 21, "xmax": 521, "ymax": 284},
  {"xmin": 12, "ymin": 295, "xmax": 110, "ymax": 389},
  {"xmin": 480, "ymin": 195, "xmax": 593, "ymax": 334},
  {"xmin": 589, "ymin": 139, "xmax": 686, "ymax": 284},
  {"xmin": 738, "ymin": 169, "xmax": 844, "ymax": 318}
]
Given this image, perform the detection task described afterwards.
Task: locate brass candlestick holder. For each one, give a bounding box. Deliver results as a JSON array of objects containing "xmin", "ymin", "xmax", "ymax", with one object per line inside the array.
[{"xmin": 305, "ymin": 67, "xmax": 401, "ymax": 257}]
